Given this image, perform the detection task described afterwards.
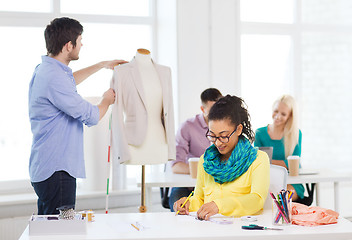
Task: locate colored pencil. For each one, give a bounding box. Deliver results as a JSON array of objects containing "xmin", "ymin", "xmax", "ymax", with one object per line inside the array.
[{"xmin": 131, "ymin": 223, "xmax": 140, "ymax": 231}]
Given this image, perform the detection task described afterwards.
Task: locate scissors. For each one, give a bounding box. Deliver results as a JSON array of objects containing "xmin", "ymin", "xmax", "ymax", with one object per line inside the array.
[{"xmin": 242, "ymin": 224, "xmax": 283, "ymax": 230}]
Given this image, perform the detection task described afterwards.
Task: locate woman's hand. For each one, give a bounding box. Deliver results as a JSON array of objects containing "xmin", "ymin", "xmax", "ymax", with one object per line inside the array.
[
  {"xmin": 196, "ymin": 201, "xmax": 219, "ymax": 220},
  {"xmin": 173, "ymin": 197, "xmax": 190, "ymax": 215}
]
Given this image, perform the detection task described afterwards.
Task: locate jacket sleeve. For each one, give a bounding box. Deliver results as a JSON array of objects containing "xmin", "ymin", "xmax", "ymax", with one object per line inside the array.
[{"xmin": 213, "ymin": 154, "xmax": 270, "ymax": 216}]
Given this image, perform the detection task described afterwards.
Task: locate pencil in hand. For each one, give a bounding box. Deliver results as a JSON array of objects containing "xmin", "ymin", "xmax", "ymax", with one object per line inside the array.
[{"xmin": 175, "ymin": 191, "xmax": 194, "ymax": 216}]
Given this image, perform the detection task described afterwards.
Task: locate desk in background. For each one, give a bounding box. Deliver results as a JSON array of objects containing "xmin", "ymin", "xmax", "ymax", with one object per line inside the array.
[
  {"xmin": 287, "ymin": 169, "xmax": 351, "ymax": 212},
  {"xmin": 19, "ymin": 210, "xmax": 352, "ymax": 240},
  {"xmin": 137, "ymin": 172, "xmax": 195, "ymax": 208},
  {"xmin": 137, "ymin": 169, "xmax": 351, "ymax": 212}
]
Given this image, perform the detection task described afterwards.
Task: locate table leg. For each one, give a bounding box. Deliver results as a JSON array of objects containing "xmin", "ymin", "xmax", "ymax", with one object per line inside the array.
[
  {"xmin": 315, "ymin": 183, "xmax": 320, "ymax": 206},
  {"xmin": 139, "ymin": 165, "xmax": 147, "ymax": 212},
  {"xmin": 334, "ymin": 182, "xmax": 339, "ymax": 212}
]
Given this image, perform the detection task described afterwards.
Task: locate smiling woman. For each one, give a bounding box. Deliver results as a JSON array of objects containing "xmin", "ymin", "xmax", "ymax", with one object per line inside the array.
[
  {"xmin": 174, "ymin": 95, "xmax": 270, "ymax": 219},
  {"xmin": 254, "ymin": 95, "xmax": 304, "ymax": 202}
]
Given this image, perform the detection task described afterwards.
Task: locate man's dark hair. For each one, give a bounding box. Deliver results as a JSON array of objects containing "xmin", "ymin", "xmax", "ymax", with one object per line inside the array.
[
  {"xmin": 200, "ymin": 88, "xmax": 222, "ymax": 104},
  {"xmin": 44, "ymin": 17, "xmax": 83, "ymax": 56}
]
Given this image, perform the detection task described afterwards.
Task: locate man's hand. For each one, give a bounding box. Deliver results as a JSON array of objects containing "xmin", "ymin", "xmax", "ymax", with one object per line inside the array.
[
  {"xmin": 73, "ymin": 60, "xmax": 128, "ymax": 85},
  {"xmin": 97, "ymin": 88, "xmax": 115, "ymax": 121},
  {"xmin": 102, "ymin": 88, "xmax": 116, "ymax": 105},
  {"xmin": 196, "ymin": 201, "xmax": 219, "ymax": 220},
  {"xmin": 102, "ymin": 60, "xmax": 128, "ymax": 70},
  {"xmin": 173, "ymin": 197, "xmax": 190, "ymax": 215}
]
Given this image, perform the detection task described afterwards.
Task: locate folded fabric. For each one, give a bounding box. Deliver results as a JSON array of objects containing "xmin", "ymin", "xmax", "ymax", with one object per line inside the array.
[{"xmin": 290, "ymin": 202, "xmax": 339, "ymax": 226}]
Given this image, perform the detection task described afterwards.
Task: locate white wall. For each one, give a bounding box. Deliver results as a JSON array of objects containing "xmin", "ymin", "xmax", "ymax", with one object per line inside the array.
[
  {"xmin": 176, "ymin": 0, "xmax": 211, "ymax": 122},
  {"xmin": 176, "ymin": 0, "xmax": 241, "ymax": 124},
  {"xmin": 155, "ymin": 0, "xmax": 179, "ymax": 123}
]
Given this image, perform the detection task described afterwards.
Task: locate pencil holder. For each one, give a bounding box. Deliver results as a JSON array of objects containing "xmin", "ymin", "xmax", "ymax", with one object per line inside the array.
[{"xmin": 272, "ymin": 196, "xmax": 291, "ymax": 225}]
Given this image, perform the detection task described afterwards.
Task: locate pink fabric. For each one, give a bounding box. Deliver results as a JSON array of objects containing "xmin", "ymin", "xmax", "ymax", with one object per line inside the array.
[{"xmin": 290, "ymin": 202, "xmax": 339, "ymax": 226}]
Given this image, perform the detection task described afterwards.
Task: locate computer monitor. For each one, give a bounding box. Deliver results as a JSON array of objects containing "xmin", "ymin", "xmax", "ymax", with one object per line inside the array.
[{"xmin": 258, "ymin": 147, "xmax": 273, "ymax": 163}]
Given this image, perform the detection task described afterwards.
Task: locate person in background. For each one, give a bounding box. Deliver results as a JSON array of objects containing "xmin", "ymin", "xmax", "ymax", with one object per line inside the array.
[
  {"xmin": 28, "ymin": 17, "xmax": 127, "ymax": 215},
  {"xmin": 254, "ymin": 94, "xmax": 304, "ymax": 201},
  {"xmin": 173, "ymin": 95, "xmax": 270, "ymax": 219},
  {"xmin": 168, "ymin": 88, "xmax": 223, "ymax": 211}
]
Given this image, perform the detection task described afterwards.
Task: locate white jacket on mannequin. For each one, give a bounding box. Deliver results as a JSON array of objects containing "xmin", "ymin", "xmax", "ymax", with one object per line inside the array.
[{"xmin": 110, "ymin": 57, "xmax": 176, "ymax": 165}]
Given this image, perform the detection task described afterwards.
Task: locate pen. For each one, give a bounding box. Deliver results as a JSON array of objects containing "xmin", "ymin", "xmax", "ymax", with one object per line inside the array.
[
  {"xmin": 131, "ymin": 223, "xmax": 140, "ymax": 231},
  {"xmin": 175, "ymin": 191, "xmax": 194, "ymax": 216},
  {"xmin": 242, "ymin": 224, "xmax": 283, "ymax": 231}
]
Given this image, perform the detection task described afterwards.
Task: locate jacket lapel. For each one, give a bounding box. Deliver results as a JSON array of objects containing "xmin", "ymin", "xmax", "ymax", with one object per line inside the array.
[
  {"xmin": 154, "ymin": 63, "xmax": 167, "ymax": 114},
  {"xmin": 129, "ymin": 59, "xmax": 147, "ymax": 109}
]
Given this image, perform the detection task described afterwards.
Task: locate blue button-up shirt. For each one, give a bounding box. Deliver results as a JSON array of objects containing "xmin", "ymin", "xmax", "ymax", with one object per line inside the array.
[{"xmin": 28, "ymin": 56, "xmax": 99, "ymax": 182}]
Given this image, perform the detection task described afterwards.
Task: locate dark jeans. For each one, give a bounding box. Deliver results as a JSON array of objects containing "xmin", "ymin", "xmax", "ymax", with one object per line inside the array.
[
  {"xmin": 169, "ymin": 187, "xmax": 194, "ymax": 212},
  {"xmin": 31, "ymin": 171, "xmax": 76, "ymax": 215}
]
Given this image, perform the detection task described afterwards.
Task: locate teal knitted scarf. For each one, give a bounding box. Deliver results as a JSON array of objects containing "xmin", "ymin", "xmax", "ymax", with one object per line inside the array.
[{"xmin": 203, "ymin": 137, "xmax": 258, "ymax": 184}]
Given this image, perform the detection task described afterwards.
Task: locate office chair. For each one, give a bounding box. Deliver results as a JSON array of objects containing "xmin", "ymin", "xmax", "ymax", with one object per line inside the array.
[
  {"xmin": 160, "ymin": 187, "xmax": 170, "ymax": 209},
  {"xmin": 264, "ymin": 164, "xmax": 288, "ymax": 209},
  {"xmin": 267, "ymin": 164, "xmax": 315, "ymax": 207}
]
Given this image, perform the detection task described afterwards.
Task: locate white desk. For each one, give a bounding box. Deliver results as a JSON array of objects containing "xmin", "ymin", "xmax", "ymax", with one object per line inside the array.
[
  {"xmin": 19, "ymin": 210, "xmax": 352, "ymax": 240},
  {"xmin": 137, "ymin": 169, "xmax": 351, "ymax": 212},
  {"xmin": 287, "ymin": 170, "xmax": 351, "ymax": 212}
]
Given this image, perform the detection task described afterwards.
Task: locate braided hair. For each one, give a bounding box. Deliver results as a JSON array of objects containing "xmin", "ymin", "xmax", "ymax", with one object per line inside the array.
[{"xmin": 208, "ymin": 95, "xmax": 255, "ymax": 143}]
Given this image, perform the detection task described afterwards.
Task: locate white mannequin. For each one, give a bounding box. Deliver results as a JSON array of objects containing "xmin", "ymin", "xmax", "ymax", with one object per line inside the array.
[{"xmin": 126, "ymin": 49, "xmax": 168, "ymax": 165}]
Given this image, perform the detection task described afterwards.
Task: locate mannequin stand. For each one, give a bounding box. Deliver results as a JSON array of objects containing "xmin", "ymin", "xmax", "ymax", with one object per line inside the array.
[{"xmin": 139, "ymin": 165, "xmax": 147, "ymax": 212}]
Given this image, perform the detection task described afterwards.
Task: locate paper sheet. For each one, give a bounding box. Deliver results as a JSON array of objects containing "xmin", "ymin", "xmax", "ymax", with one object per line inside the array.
[{"xmin": 177, "ymin": 212, "xmax": 235, "ymax": 224}]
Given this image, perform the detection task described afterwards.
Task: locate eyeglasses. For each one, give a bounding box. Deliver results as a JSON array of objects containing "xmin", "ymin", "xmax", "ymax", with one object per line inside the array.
[{"xmin": 206, "ymin": 127, "xmax": 237, "ymax": 143}]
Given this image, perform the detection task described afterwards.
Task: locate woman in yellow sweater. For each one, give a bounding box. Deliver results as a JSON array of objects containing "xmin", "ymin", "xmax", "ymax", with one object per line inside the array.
[{"xmin": 173, "ymin": 95, "xmax": 270, "ymax": 220}]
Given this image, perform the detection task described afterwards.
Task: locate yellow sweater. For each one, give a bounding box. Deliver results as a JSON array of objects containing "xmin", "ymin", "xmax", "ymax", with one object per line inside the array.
[{"xmin": 189, "ymin": 150, "xmax": 270, "ymax": 217}]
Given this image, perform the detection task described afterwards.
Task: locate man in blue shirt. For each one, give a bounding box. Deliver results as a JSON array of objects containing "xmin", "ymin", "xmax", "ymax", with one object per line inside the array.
[{"xmin": 28, "ymin": 17, "xmax": 127, "ymax": 215}]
